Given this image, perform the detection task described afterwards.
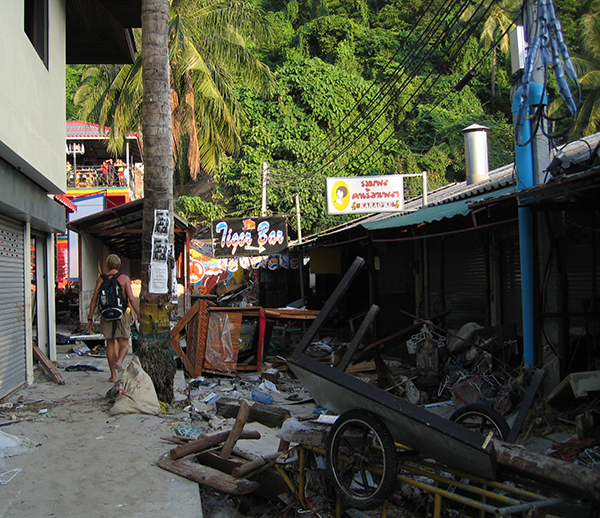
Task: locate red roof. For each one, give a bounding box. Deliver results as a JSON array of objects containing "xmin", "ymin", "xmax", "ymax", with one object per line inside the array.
[
  {"xmin": 53, "ymin": 194, "xmax": 78, "ymax": 213},
  {"xmin": 66, "ymin": 121, "xmax": 138, "ymax": 140}
]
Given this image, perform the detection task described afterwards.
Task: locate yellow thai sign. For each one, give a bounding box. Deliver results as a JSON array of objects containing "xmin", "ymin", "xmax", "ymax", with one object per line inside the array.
[{"xmin": 326, "ymin": 176, "xmax": 405, "ymax": 214}]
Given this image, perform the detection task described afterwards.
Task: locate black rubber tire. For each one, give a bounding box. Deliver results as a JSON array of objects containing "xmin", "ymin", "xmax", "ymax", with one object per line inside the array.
[
  {"xmin": 326, "ymin": 409, "xmax": 398, "ymax": 510},
  {"xmin": 449, "ymin": 403, "xmax": 511, "ymax": 441}
]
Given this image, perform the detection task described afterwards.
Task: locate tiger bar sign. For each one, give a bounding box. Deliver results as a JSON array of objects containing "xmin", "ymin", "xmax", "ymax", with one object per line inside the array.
[
  {"xmin": 326, "ymin": 176, "xmax": 405, "ymax": 214},
  {"xmin": 211, "ymin": 216, "xmax": 288, "ymax": 257}
]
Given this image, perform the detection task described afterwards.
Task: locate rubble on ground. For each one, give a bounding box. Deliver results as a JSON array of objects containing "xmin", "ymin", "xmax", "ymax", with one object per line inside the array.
[{"xmin": 7, "ymin": 314, "xmax": 599, "ymax": 517}]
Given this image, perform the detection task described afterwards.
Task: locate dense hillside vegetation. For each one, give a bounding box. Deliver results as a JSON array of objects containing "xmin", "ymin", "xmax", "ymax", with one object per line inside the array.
[{"xmin": 67, "ymin": 0, "xmax": 589, "ymax": 234}]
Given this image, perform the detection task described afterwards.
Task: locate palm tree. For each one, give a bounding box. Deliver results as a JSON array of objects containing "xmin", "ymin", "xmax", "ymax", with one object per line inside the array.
[
  {"xmin": 74, "ymin": 0, "xmax": 273, "ymax": 185},
  {"xmin": 478, "ymin": 0, "xmax": 518, "ymax": 98},
  {"xmin": 458, "ymin": 0, "xmax": 518, "ymax": 98},
  {"xmin": 138, "ymin": 0, "xmax": 176, "ymax": 403},
  {"xmin": 556, "ymin": 0, "xmax": 600, "ymax": 138}
]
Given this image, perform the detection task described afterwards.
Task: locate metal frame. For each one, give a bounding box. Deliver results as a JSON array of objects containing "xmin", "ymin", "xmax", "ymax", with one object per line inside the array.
[
  {"xmin": 287, "ymin": 256, "xmax": 497, "ymax": 480},
  {"xmin": 296, "ymin": 445, "xmax": 569, "ymax": 517}
]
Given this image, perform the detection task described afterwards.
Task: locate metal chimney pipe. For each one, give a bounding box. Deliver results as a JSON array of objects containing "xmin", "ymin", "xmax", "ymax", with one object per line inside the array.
[{"xmin": 461, "ymin": 124, "xmax": 490, "ymax": 185}]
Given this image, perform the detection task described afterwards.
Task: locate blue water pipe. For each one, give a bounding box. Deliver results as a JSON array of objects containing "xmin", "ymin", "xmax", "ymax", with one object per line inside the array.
[{"xmin": 513, "ymin": 83, "xmax": 546, "ymax": 367}]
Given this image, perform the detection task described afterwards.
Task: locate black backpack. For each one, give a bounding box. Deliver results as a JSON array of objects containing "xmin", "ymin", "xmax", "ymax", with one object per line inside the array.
[{"xmin": 99, "ymin": 273, "xmax": 128, "ymax": 321}]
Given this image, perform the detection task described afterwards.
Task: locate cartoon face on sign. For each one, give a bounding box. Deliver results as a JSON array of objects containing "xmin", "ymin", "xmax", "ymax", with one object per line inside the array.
[{"xmin": 332, "ymin": 180, "xmax": 350, "ymax": 211}]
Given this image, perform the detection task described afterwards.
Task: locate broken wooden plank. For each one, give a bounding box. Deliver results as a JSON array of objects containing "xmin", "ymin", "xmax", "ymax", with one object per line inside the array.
[
  {"xmin": 157, "ymin": 453, "xmax": 260, "ymax": 495},
  {"xmin": 546, "ymin": 370, "xmax": 600, "ymax": 401},
  {"xmin": 220, "ymin": 400, "xmax": 250, "ymax": 459},
  {"xmin": 216, "ymin": 397, "xmax": 290, "ymax": 428},
  {"xmin": 336, "ymin": 304, "xmax": 380, "ymax": 372},
  {"xmin": 289, "ymin": 256, "xmax": 365, "ymax": 361},
  {"xmin": 33, "ymin": 345, "xmax": 65, "ymax": 385},
  {"xmin": 232, "ymin": 452, "xmax": 282, "ymax": 478},
  {"xmin": 345, "ymin": 361, "xmax": 376, "ymax": 373},
  {"xmin": 169, "ymin": 429, "xmax": 260, "ymax": 461},
  {"xmin": 197, "ymin": 451, "xmax": 290, "ymax": 501},
  {"xmin": 506, "ymin": 368, "xmax": 546, "ymax": 444}
]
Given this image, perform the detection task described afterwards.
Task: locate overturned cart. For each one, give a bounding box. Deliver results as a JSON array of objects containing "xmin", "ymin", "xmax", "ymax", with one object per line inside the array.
[{"xmin": 287, "ymin": 257, "xmax": 600, "ymax": 515}]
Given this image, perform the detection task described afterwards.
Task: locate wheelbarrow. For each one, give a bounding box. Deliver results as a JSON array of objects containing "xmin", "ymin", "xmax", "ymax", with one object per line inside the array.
[{"xmin": 287, "ymin": 257, "xmax": 599, "ymax": 515}]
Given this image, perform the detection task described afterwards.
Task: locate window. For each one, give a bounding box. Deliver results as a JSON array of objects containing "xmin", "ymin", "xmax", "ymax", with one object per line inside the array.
[{"xmin": 24, "ymin": 0, "xmax": 48, "ymax": 68}]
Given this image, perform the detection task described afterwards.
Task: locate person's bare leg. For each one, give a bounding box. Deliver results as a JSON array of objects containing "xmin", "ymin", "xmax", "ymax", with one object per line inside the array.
[
  {"xmin": 115, "ymin": 337, "xmax": 129, "ymax": 369},
  {"xmin": 106, "ymin": 338, "xmax": 118, "ymax": 382}
]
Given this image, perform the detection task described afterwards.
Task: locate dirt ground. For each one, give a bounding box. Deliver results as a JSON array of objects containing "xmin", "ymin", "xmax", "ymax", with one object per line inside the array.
[
  {"xmin": 0, "ymin": 353, "xmax": 202, "ymax": 518},
  {"xmin": 2, "ymin": 342, "xmax": 596, "ymax": 518},
  {"xmin": 0, "ymin": 347, "xmax": 420, "ymax": 518}
]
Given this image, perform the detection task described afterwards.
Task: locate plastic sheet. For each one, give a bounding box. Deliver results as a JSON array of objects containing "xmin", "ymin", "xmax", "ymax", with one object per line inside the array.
[{"xmin": 205, "ymin": 312, "xmax": 235, "ymax": 371}]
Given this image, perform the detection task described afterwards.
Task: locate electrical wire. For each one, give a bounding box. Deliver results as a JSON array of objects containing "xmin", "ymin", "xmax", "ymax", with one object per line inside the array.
[
  {"xmin": 256, "ymin": 0, "xmax": 498, "ymax": 192},
  {"xmin": 302, "ymin": 0, "xmax": 442, "ymax": 168},
  {"xmin": 257, "ymin": 0, "xmax": 525, "ymax": 219},
  {"xmin": 331, "ymin": 0, "xmax": 499, "ymax": 176},
  {"xmin": 302, "ymin": 0, "xmax": 474, "ymax": 173}
]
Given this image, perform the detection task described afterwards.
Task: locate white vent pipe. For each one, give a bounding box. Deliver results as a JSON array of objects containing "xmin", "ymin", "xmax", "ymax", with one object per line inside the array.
[{"xmin": 461, "ymin": 124, "xmax": 490, "ymax": 185}]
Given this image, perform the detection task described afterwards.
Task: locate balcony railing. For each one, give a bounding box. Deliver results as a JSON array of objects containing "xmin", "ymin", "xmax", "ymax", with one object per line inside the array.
[{"xmin": 67, "ymin": 165, "xmax": 127, "ymax": 188}]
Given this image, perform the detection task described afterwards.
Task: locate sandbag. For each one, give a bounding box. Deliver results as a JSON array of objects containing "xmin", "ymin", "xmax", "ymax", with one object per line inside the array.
[
  {"xmin": 446, "ymin": 322, "xmax": 483, "ymax": 354},
  {"xmin": 109, "ymin": 356, "xmax": 161, "ymax": 415}
]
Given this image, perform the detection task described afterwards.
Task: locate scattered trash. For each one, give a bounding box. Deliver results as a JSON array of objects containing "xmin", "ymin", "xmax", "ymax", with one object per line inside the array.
[
  {"xmin": 65, "ymin": 364, "xmax": 104, "ymax": 372},
  {"xmin": 201, "ymin": 392, "xmax": 220, "ymax": 405},
  {"xmin": 72, "ymin": 344, "xmax": 91, "ymax": 356},
  {"xmin": 172, "ymin": 426, "xmax": 204, "ymax": 440},
  {"xmin": 0, "ymin": 430, "xmax": 36, "ymax": 457},
  {"xmin": 251, "ymin": 389, "xmax": 273, "ymax": 405},
  {"xmin": 0, "ymin": 467, "xmax": 22, "ymax": 485},
  {"xmin": 257, "ymin": 379, "xmax": 280, "ymax": 394}
]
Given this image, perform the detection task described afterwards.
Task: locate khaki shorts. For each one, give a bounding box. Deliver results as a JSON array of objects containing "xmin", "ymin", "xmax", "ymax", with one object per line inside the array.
[{"xmin": 100, "ymin": 312, "xmax": 130, "ymax": 339}]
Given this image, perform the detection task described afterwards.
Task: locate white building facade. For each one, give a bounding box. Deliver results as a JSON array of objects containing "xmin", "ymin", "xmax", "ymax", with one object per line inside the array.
[{"xmin": 0, "ymin": 0, "xmax": 140, "ymax": 399}]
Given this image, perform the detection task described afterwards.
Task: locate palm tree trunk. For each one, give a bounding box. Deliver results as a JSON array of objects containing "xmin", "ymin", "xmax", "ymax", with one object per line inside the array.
[
  {"xmin": 138, "ymin": 0, "xmax": 176, "ymax": 404},
  {"xmin": 492, "ymin": 46, "xmax": 497, "ymax": 99}
]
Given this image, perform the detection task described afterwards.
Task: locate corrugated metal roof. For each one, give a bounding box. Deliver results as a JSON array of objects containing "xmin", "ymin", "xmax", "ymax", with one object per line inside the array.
[
  {"xmin": 363, "ymin": 185, "xmax": 516, "ymax": 230},
  {"xmin": 66, "ymin": 121, "xmax": 138, "ymax": 140},
  {"xmin": 293, "ymin": 131, "xmax": 600, "ymax": 247}
]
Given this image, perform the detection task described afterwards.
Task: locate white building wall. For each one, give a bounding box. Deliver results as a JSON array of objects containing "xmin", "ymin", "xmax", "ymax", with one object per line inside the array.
[{"xmin": 0, "ymin": 0, "xmax": 66, "ymax": 194}]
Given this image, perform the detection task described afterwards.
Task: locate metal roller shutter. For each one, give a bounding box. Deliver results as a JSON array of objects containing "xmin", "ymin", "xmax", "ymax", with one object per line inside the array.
[
  {"xmin": 0, "ymin": 213, "xmax": 26, "ymax": 398},
  {"xmin": 500, "ymin": 234, "xmax": 522, "ymax": 335},
  {"xmin": 443, "ymin": 233, "xmax": 487, "ymax": 329}
]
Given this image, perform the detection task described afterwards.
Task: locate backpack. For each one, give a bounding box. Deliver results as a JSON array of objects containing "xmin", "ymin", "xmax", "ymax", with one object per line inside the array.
[{"xmin": 99, "ymin": 273, "xmax": 128, "ymax": 321}]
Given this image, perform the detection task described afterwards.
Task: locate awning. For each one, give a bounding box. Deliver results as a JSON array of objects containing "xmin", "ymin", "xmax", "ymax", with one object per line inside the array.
[
  {"xmin": 362, "ymin": 186, "xmax": 516, "ymax": 231},
  {"xmin": 53, "ymin": 194, "xmax": 78, "ymax": 213},
  {"xmin": 67, "ymin": 198, "xmax": 194, "ymax": 261}
]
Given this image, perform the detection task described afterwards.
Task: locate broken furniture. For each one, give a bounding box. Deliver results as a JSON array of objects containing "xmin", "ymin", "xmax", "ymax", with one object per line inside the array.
[
  {"xmin": 546, "ymin": 370, "xmax": 600, "ymax": 401},
  {"xmin": 158, "ymin": 401, "xmax": 289, "ymax": 500},
  {"xmin": 170, "ymin": 298, "xmax": 319, "ymax": 377},
  {"xmin": 288, "ymin": 257, "xmax": 497, "ymax": 480},
  {"xmin": 286, "ymin": 256, "xmax": 599, "ymax": 514}
]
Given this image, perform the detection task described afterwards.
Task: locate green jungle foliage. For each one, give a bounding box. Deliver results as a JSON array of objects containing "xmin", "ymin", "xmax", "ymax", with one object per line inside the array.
[{"xmin": 66, "ymin": 0, "xmax": 587, "ymax": 234}]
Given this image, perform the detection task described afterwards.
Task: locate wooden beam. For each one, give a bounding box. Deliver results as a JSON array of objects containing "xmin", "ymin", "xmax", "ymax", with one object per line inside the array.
[
  {"xmin": 289, "ymin": 256, "xmax": 365, "ymax": 361},
  {"xmin": 157, "ymin": 453, "xmax": 260, "ymax": 495},
  {"xmin": 169, "ymin": 429, "xmax": 260, "ymax": 461},
  {"xmin": 220, "ymin": 400, "xmax": 251, "ymax": 459},
  {"xmin": 336, "ymin": 304, "xmax": 379, "ymax": 372},
  {"xmin": 506, "ymin": 368, "xmax": 545, "ymax": 444},
  {"xmin": 232, "ymin": 452, "xmax": 282, "ymax": 478},
  {"xmin": 216, "ymin": 397, "xmax": 290, "ymax": 428},
  {"xmin": 494, "ymin": 440, "xmax": 600, "ymax": 503},
  {"xmin": 33, "ymin": 345, "xmax": 65, "ymax": 385}
]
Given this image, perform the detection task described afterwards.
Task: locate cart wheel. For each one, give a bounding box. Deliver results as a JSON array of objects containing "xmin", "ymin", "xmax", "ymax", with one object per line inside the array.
[
  {"xmin": 326, "ymin": 409, "xmax": 398, "ymax": 510},
  {"xmin": 449, "ymin": 403, "xmax": 510, "ymax": 441}
]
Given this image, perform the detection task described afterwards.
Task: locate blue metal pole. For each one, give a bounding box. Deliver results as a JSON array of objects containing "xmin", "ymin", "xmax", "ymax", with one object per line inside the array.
[{"xmin": 513, "ymin": 86, "xmax": 535, "ymax": 367}]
